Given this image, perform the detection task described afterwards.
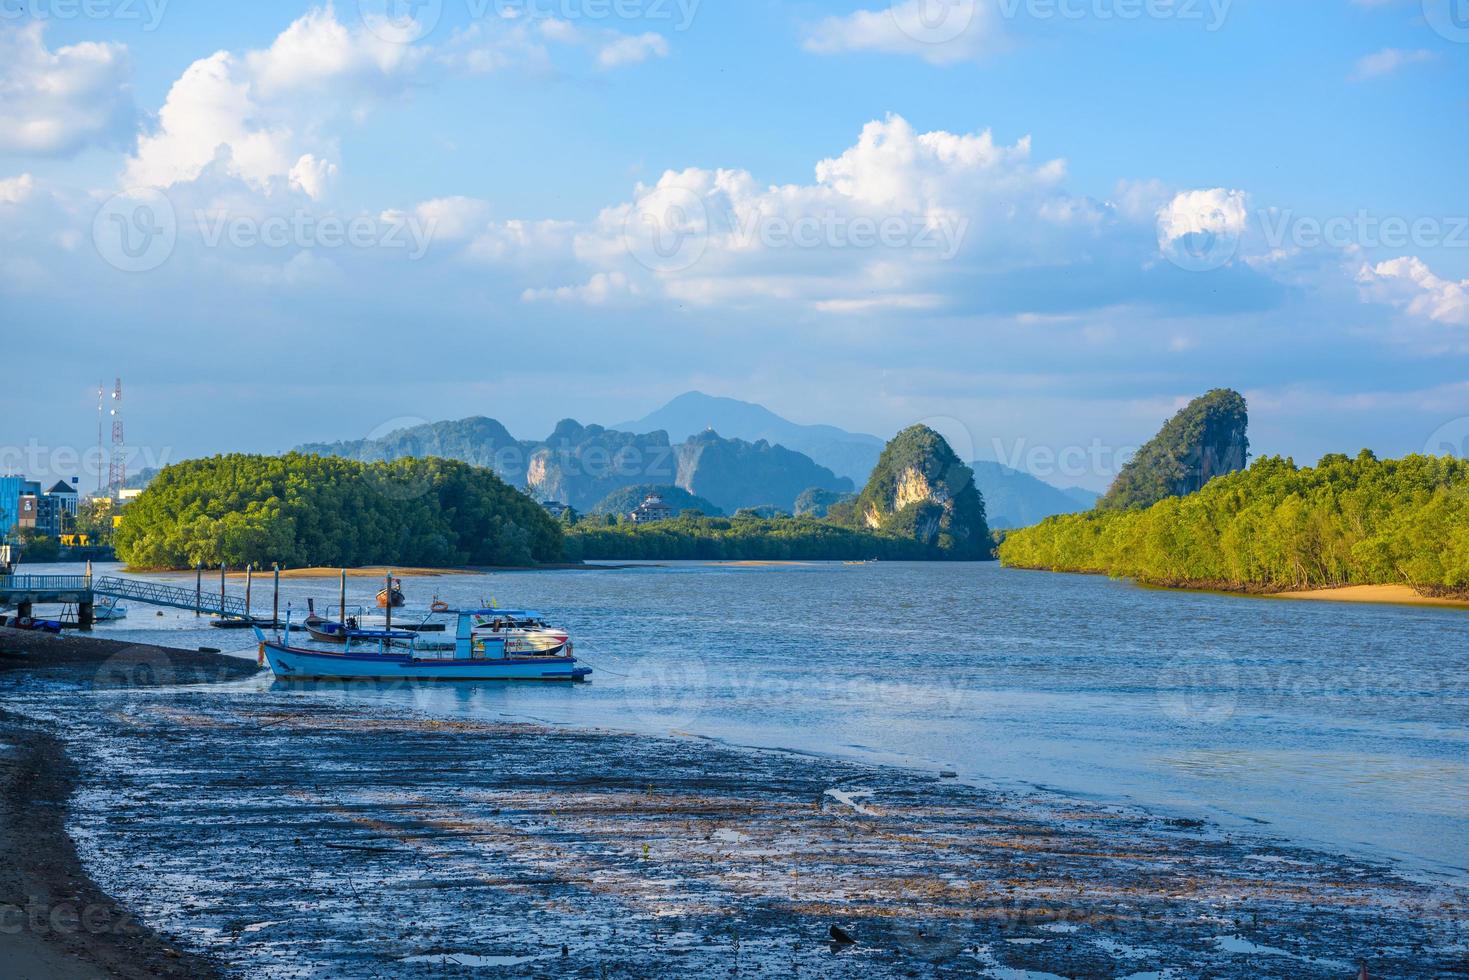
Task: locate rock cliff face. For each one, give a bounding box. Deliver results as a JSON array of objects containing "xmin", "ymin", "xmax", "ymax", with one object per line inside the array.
[
  {"xmin": 1099, "ymin": 389, "xmax": 1250, "ymax": 511},
  {"xmin": 674, "ymin": 430, "xmax": 853, "ymax": 514},
  {"xmin": 297, "ymin": 416, "xmax": 850, "ymax": 514},
  {"xmin": 526, "ymin": 421, "xmax": 677, "ymax": 511},
  {"xmin": 844, "ymin": 425, "xmax": 993, "ymax": 559}
]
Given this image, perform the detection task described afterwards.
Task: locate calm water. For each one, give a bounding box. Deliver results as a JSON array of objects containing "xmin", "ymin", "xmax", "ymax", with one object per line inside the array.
[{"xmin": 25, "ymin": 560, "xmax": 1469, "ymax": 880}]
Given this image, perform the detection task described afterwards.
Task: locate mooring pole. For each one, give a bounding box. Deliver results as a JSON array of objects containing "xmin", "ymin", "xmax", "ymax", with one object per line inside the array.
[
  {"xmin": 219, "ymin": 563, "xmax": 226, "ymax": 619},
  {"xmin": 195, "ymin": 561, "xmax": 202, "ymax": 617},
  {"xmin": 272, "ymin": 563, "xmax": 280, "ymax": 628},
  {"xmin": 384, "ymin": 571, "xmax": 393, "ymax": 634},
  {"xmin": 339, "ymin": 569, "xmax": 346, "ymax": 626},
  {"xmin": 245, "ymin": 563, "xmax": 253, "ymax": 621}
]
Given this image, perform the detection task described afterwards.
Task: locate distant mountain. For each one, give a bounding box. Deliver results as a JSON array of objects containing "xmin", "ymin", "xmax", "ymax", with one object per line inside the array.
[
  {"xmin": 834, "ymin": 425, "xmax": 993, "ymax": 559},
  {"xmin": 793, "ymin": 487, "xmax": 856, "ymax": 518},
  {"xmin": 675, "ymin": 430, "xmax": 852, "ymax": 513},
  {"xmin": 296, "ymin": 416, "xmax": 849, "ymax": 514},
  {"xmin": 619, "ymin": 391, "xmax": 883, "ymax": 483},
  {"xmin": 1061, "ymin": 486, "xmax": 1101, "ymax": 508},
  {"xmin": 969, "ymin": 462, "xmax": 1097, "ymax": 529},
  {"xmin": 1099, "ymin": 389, "xmax": 1250, "ymax": 511},
  {"xmin": 589, "ymin": 484, "xmax": 722, "ymax": 518}
]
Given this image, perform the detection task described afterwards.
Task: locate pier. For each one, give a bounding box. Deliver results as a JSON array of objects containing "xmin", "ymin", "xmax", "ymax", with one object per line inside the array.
[{"xmin": 0, "ymin": 568, "xmax": 258, "ymax": 629}]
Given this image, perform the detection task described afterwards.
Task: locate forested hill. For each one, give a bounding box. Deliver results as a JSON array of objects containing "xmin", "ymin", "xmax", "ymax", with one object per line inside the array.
[
  {"xmin": 1099, "ymin": 389, "xmax": 1250, "ymax": 511},
  {"xmin": 114, "ymin": 454, "xmax": 562, "ymax": 570},
  {"xmin": 1000, "ymin": 451, "xmax": 1469, "ymax": 596}
]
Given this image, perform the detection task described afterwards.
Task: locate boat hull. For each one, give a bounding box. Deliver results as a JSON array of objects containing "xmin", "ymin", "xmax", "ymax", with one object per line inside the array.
[{"xmin": 261, "ymin": 640, "xmax": 591, "ymax": 682}]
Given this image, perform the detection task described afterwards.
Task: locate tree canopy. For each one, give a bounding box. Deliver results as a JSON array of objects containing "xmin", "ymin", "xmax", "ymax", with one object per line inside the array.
[{"xmin": 114, "ymin": 453, "xmax": 562, "ymax": 570}]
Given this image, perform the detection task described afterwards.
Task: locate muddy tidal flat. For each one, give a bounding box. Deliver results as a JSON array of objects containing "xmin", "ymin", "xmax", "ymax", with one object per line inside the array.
[{"xmin": 0, "ymin": 628, "xmax": 1465, "ymax": 978}]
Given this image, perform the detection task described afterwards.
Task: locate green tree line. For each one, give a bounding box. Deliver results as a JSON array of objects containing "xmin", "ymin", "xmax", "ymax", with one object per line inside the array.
[
  {"xmin": 115, "ymin": 454, "xmax": 562, "ymax": 569},
  {"xmin": 564, "ymin": 513, "xmax": 957, "ymax": 562},
  {"xmin": 999, "ymin": 451, "xmax": 1469, "ymax": 594}
]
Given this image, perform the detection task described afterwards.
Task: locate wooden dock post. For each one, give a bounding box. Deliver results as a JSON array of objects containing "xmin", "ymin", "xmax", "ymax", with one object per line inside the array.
[
  {"xmin": 219, "ymin": 563, "xmax": 226, "ymax": 619},
  {"xmin": 245, "ymin": 563, "xmax": 253, "ymax": 621},
  {"xmin": 195, "ymin": 562, "xmax": 202, "ymax": 617},
  {"xmin": 272, "ymin": 563, "xmax": 280, "ymax": 628},
  {"xmin": 384, "ymin": 571, "xmax": 393, "ymax": 633},
  {"xmin": 339, "ymin": 569, "xmax": 346, "ymax": 626}
]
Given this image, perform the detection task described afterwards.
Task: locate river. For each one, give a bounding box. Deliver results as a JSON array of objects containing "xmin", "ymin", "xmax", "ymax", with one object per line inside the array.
[{"xmin": 26, "ymin": 559, "xmax": 1469, "ymax": 882}]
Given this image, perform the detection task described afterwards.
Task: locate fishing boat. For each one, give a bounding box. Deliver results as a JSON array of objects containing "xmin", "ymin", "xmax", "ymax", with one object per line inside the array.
[
  {"xmin": 254, "ymin": 609, "xmax": 590, "ymax": 682},
  {"xmin": 376, "ymin": 579, "xmax": 406, "ymax": 609},
  {"xmin": 93, "ymin": 597, "xmax": 128, "ymax": 622}
]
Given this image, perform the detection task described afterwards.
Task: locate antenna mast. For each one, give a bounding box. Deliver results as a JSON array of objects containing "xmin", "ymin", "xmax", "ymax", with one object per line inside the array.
[{"xmin": 107, "ymin": 378, "xmax": 125, "ymax": 499}]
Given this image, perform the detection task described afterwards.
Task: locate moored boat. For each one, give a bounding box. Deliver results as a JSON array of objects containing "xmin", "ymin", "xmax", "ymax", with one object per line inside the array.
[
  {"xmin": 255, "ymin": 609, "xmax": 589, "ymax": 682},
  {"xmin": 376, "ymin": 579, "xmax": 406, "ymax": 609},
  {"xmin": 94, "ymin": 597, "xmax": 128, "ymax": 622}
]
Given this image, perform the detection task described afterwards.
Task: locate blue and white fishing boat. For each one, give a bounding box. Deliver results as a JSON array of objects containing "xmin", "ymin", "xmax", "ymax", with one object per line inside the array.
[{"xmin": 253, "ymin": 609, "xmax": 591, "ymax": 682}]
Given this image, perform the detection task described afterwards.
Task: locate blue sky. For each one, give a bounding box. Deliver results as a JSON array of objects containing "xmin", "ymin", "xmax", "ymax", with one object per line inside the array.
[{"xmin": 2, "ymin": 0, "xmax": 1467, "ymax": 490}]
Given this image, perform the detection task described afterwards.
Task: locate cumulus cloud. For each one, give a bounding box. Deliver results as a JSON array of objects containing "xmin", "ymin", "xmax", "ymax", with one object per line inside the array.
[
  {"xmin": 0, "ymin": 23, "xmax": 135, "ymax": 157},
  {"xmin": 1350, "ymin": 47, "xmax": 1435, "ymax": 81},
  {"xmin": 122, "ymin": 6, "xmax": 420, "ymax": 196},
  {"xmin": 596, "ymin": 32, "xmax": 670, "ymax": 69},
  {"xmin": 1358, "ymin": 256, "xmax": 1469, "ymax": 326},
  {"xmin": 804, "ymin": 0, "xmax": 1002, "ymax": 65},
  {"xmin": 0, "ymin": 174, "xmax": 36, "ymax": 205}
]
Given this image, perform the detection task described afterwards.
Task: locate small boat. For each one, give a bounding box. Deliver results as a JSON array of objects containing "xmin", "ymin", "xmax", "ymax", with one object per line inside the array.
[
  {"xmin": 93, "ymin": 598, "xmax": 128, "ymax": 622},
  {"xmin": 255, "ymin": 609, "xmax": 589, "ymax": 682},
  {"xmin": 304, "ymin": 618, "xmax": 416, "ymax": 645},
  {"xmin": 376, "ymin": 579, "xmax": 406, "ymax": 609},
  {"xmin": 6, "ymin": 616, "xmax": 64, "ymax": 634}
]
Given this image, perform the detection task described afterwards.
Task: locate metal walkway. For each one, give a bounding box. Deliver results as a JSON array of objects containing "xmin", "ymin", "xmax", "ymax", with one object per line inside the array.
[
  {"xmin": 92, "ymin": 575, "xmax": 252, "ymax": 618},
  {"xmin": 0, "ymin": 574, "xmax": 252, "ymax": 619}
]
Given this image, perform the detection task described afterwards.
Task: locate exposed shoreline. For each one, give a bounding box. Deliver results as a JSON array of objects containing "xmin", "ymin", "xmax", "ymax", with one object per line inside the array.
[
  {"xmin": 1006, "ymin": 565, "xmax": 1469, "ymax": 610},
  {"xmin": 0, "ymin": 629, "xmax": 257, "ymax": 978},
  {"xmin": 0, "ymin": 627, "xmax": 1464, "ymax": 976}
]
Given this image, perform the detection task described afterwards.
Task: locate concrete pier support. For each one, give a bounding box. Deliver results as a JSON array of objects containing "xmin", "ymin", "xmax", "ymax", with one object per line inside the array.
[
  {"xmin": 78, "ymin": 602, "xmax": 94, "ymax": 631},
  {"xmin": 16, "ymin": 601, "xmax": 32, "ymax": 620}
]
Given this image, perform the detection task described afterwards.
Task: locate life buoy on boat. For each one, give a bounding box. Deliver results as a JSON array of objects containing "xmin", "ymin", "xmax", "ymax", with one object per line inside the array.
[
  {"xmin": 258, "ymin": 642, "xmax": 266, "ymax": 667},
  {"xmin": 431, "ymin": 597, "xmax": 450, "ymax": 614}
]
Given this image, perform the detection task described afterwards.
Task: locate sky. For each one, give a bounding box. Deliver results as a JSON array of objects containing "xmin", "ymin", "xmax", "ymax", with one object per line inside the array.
[{"xmin": 2, "ymin": 0, "xmax": 1468, "ymax": 491}]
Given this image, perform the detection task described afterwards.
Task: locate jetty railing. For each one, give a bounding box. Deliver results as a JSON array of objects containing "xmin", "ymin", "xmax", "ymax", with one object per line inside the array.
[{"xmin": 91, "ymin": 575, "xmax": 252, "ymax": 619}]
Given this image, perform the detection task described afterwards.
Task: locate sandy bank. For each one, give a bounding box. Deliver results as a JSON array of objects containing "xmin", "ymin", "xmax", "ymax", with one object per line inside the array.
[{"xmin": 1274, "ymin": 583, "xmax": 1469, "ymax": 609}]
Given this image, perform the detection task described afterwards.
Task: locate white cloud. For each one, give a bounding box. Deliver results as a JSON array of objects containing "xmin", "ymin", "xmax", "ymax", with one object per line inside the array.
[
  {"xmin": 0, "ymin": 23, "xmax": 134, "ymax": 156},
  {"xmin": 522, "ymin": 271, "xmax": 638, "ymax": 304},
  {"xmin": 1358, "ymin": 256, "xmax": 1469, "ymax": 326},
  {"xmin": 288, "ymin": 153, "xmax": 339, "ymax": 200},
  {"xmin": 1350, "ymin": 47, "xmax": 1435, "ymax": 81},
  {"xmin": 0, "ymin": 174, "xmax": 36, "ymax": 205},
  {"xmin": 596, "ymin": 32, "xmax": 670, "ymax": 69},
  {"xmin": 1157, "ymin": 188, "xmax": 1248, "ymax": 244},
  {"xmin": 804, "ymin": 0, "xmax": 1001, "ymax": 65}
]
